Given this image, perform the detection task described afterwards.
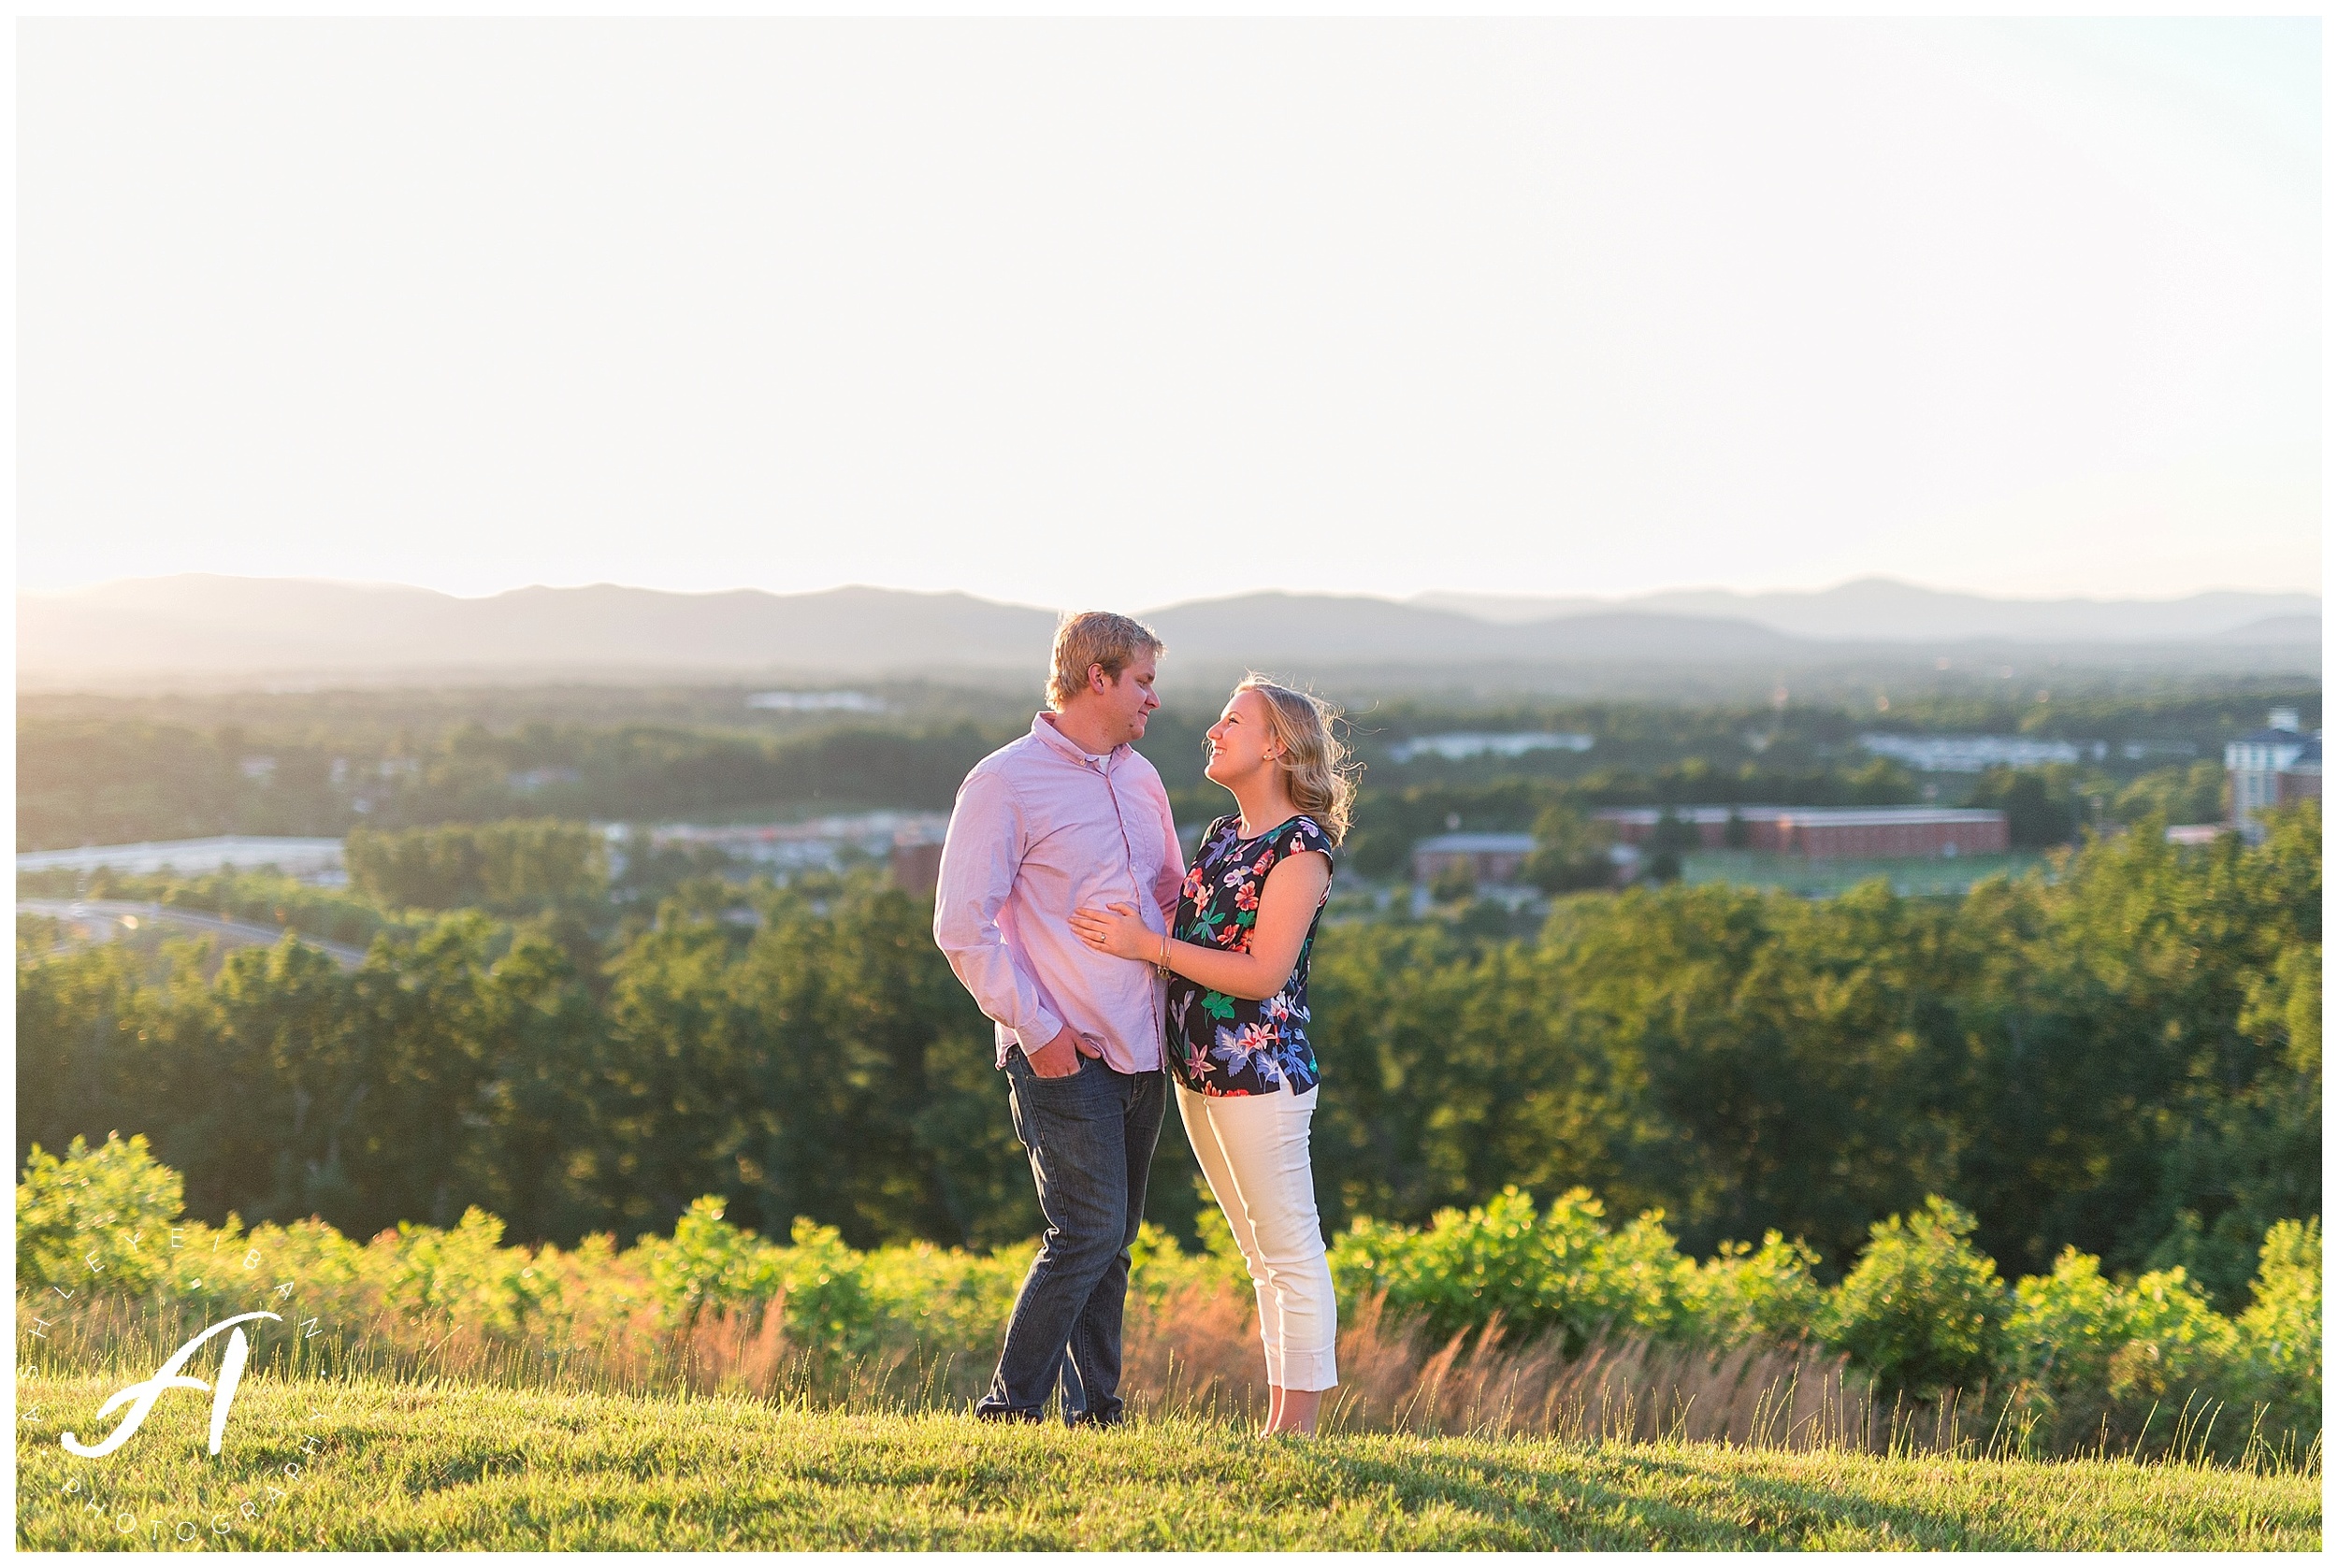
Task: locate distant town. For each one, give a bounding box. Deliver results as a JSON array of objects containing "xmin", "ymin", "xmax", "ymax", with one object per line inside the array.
[{"xmin": 21, "ymin": 704, "xmax": 2319, "ymax": 960}]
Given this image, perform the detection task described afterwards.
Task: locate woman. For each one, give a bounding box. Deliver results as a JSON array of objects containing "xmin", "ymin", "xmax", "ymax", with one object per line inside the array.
[{"xmin": 1071, "ymin": 675, "xmax": 1354, "ymax": 1436}]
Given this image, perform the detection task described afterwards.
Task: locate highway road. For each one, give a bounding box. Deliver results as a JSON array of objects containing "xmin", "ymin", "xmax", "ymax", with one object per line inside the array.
[{"xmin": 18, "ymin": 899, "xmax": 368, "ymax": 970}]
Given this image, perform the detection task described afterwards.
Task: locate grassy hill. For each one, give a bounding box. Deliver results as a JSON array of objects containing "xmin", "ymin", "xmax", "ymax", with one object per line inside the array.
[{"xmin": 18, "ymin": 1373, "xmax": 2317, "ymax": 1551}]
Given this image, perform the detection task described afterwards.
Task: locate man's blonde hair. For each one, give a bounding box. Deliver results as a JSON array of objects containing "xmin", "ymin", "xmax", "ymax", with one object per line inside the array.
[
  {"xmin": 1047, "ymin": 611, "xmax": 1164, "ymax": 709},
  {"xmin": 1235, "ymin": 676, "xmax": 1359, "ymax": 845}
]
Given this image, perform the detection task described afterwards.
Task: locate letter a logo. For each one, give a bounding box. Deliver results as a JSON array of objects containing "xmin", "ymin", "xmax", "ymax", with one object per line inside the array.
[{"xmin": 61, "ymin": 1312, "xmax": 281, "ymax": 1460}]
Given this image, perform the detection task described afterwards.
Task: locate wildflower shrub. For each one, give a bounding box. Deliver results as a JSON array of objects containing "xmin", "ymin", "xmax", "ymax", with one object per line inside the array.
[
  {"xmin": 1326, "ymin": 1186, "xmax": 1836, "ymax": 1357},
  {"xmin": 2233, "ymin": 1218, "xmax": 2322, "ymax": 1442},
  {"xmin": 19, "ymin": 1134, "xmax": 2316, "ymax": 1464},
  {"xmin": 2000, "ymin": 1245, "xmax": 2237, "ymax": 1456},
  {"xmin": 1822, "ymin": 1197, "xmax": 2012, "ymax": 1401}
]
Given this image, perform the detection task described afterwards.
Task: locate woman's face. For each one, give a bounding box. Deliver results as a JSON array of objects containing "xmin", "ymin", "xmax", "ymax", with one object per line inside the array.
[{"xmin": 1204, "ymin": 689, "xmax": 1279, "ymax": 786}]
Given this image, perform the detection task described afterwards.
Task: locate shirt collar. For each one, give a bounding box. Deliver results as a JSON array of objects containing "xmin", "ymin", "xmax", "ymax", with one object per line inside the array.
[{"xmin": 1031, "ymin": 711, "xmax": 1121, "ymax": 768}]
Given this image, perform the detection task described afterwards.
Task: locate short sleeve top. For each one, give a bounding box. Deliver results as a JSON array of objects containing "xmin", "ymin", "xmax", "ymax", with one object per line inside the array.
[{"xmin": 1165, "ymin": 813, "xmax": 1336, "ymax": 1097}]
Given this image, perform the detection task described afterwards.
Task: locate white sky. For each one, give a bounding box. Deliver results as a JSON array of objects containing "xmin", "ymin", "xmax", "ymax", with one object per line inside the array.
[{"xmin": 17, "ymin": 17, "xmax": 2322, "ymax": 608}]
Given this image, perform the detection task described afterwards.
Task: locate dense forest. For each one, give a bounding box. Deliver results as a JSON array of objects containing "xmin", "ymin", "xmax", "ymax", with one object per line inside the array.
[{"xmin": 18, "ymin": 802, "xmax": 2316, "ymax": 1317}]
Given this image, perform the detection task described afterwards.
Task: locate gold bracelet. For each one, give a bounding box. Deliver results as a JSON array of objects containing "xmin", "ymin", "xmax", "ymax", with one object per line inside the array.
[{"xmin": 1155, "ymin": 931, "xmax": 1171, "ymax": 977}]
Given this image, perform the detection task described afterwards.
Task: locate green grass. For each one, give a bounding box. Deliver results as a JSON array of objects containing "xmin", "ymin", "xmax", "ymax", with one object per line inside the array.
[
  {"xmin": 1682, "ymin": 850, "xmax": 2049, "ymax": 898},
  {"xmin": 17, "ymin": 1372, "xmax": 2318, "ymax": 1551}
]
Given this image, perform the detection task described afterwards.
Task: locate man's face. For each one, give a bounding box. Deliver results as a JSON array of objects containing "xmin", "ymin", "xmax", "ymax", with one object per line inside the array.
[{"xmin": 1095, "ymin": 653, "xmax": 1161, "ymax": 745}]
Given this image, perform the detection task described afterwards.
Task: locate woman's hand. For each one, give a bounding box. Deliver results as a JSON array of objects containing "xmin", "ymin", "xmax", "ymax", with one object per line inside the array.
[{"xmin": 1070, "ymin": 901, "xmax": 1157, "ymax": 961}]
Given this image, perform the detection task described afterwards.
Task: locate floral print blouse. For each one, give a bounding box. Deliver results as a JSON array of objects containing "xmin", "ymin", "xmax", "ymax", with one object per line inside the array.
[{"xmin": 1166, "ymin": 813, "xmax": 1336, "ymax": 1097}]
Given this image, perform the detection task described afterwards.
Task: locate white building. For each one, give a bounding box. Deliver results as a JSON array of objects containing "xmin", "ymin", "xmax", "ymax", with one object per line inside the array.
[
  {"xmin": 1858, "ymin": 734, "xmax": 2104, "ymax": 772},
  {"xmin": 2226, "ymin": 709, "xmax": 2320, "ymax": 840}
]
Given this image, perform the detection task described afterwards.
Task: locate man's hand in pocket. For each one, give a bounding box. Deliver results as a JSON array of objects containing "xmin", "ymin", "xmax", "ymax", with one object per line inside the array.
[{"xmin": 1027, "ymin": 1025, "xmax": 1104, "ymax": 1078}]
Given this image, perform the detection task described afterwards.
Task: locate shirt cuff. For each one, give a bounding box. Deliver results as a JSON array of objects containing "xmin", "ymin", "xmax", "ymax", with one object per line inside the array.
[{"xmin": 1013, "ymin": 1009, "xmax": 1065, "ymax": 1053}]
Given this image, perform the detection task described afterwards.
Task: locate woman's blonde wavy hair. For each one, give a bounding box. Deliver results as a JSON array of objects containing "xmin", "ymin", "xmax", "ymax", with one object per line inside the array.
[{"xmin": 1234, "ymin": 675, "xmax": 1359, "ymax": 846}]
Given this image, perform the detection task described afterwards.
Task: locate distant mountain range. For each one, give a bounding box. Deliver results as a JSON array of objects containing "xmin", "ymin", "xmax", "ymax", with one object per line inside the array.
[
  {"xmin": 16, "ymin": 574, "xmax": 2319, "ymax": 689},
  {"xmin": 1412, "ymin": 580, "xmax": 2322, "ymax": 643}
]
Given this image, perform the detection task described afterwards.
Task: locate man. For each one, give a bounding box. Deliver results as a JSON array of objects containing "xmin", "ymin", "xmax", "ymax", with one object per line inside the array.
[{"xmin": 932, "ymin": 611, "xmax": 1183, "ymax": 1426}]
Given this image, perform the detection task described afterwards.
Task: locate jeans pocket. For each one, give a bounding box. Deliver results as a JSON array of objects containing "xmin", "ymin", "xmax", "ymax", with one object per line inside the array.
[
  {"xmin": 1009, "ymin": 1043, "xmax": 1089, "ymax": 1086},
  {"xmin": 1026, "ymin": 1055, "xmax": 1090, "ymax": 1086}
]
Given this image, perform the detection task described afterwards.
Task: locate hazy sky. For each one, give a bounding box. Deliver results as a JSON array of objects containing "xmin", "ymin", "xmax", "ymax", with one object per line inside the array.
[{"xmin": 19, "ymin": 18, "xmax": 2321, "ymax": 609}]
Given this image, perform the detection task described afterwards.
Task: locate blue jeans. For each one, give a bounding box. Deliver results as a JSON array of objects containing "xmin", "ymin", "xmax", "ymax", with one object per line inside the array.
[{"xmin": 977, "ymin": 1045, "xmax": 1167, "ymax": 1424}]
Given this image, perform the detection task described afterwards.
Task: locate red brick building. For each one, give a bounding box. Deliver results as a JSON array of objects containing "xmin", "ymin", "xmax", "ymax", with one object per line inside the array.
[
  {"xmin": 1593, "ymin": 806, "xmax": 2009, "ymax": 859},
  {"xmin": 890, "ymin": 840, "xmax": 945, "ymax": 898},
  {"xmin": 1410, "ymin": 833, "xmax": 1539, "ymax": 885},
  {"xmin": 2276, "ymin": 738, "xmax": 2320, "ymax": 807}
]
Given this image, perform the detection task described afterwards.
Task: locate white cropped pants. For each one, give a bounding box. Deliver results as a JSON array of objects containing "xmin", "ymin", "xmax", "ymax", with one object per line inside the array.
[{"xmin": 1176, "ymin": 1079, "xmax": 1339, "ymax": 1392}]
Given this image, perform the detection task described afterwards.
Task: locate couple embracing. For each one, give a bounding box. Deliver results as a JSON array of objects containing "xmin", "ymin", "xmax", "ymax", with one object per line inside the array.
[{"xmin": 932, "ymin": 611, "xmax": 1349, "ymax": 1436}]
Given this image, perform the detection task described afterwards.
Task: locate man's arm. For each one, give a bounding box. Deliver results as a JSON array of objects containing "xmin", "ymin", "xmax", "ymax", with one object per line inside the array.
[
  {"xmin": 932, "ymin": 768, "xmax": 1068, "ymax": 1048},
  {"xmin": 1147, "ymin": 773, "xmax": 1184, "ymax": 926}
]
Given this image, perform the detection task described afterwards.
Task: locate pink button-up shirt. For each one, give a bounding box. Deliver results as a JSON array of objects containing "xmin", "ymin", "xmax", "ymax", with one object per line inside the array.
[{"xmin": 933, "ymin": 712, "xmax": 1186, "ymax": 1073}]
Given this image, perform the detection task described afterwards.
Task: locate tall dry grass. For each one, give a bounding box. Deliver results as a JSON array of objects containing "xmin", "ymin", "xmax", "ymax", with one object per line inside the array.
[
  {"xmin": 17, "ymin": 1279, "xmax": 1986, "ymax": 1460},
  {"xmin": 1116, "ymin": 1284, "xmax": 1979, "ymax": 1455}
]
